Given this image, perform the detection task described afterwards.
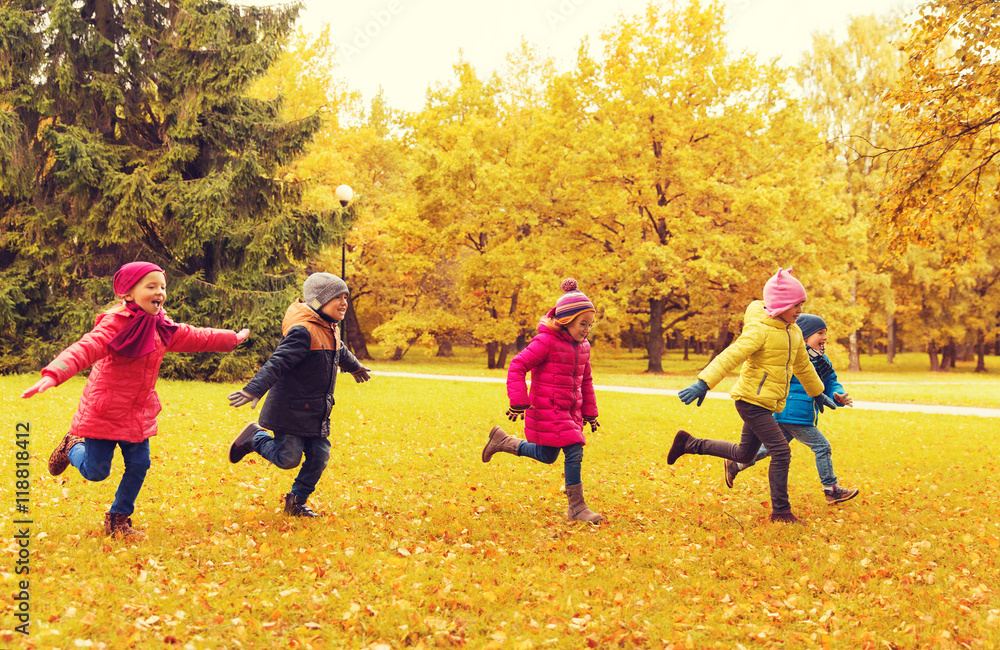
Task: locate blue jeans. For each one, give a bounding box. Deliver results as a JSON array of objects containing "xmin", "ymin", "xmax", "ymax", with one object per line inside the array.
[
  {"xmin": 67, "ymin": 438, "xmax": 151, "ymax": 516},
  {"xmin": 752, "ymin": 423, "xmax": 837, "ymax": 488},
  {"xmin": 253, "ymin": 430, "xmax": 331, "ymax": 498},
  {"xmin": 515, "ymin": 441, "xmax": 584, "ymax": 487}
]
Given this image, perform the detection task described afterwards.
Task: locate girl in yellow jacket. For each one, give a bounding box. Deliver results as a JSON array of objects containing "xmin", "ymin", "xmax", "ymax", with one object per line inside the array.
[{"xmin": 671, "ymin": 268, "xmax": 837, "ymax": 524}]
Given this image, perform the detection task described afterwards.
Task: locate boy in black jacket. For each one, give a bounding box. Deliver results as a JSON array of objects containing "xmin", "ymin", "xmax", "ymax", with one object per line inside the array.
[{"xmin": 227, "ymin": 273, "xmax": 370, "ymax": 517}]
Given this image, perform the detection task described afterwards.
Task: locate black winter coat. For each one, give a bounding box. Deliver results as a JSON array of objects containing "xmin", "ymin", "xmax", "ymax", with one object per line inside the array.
[{"xmin": 244, "ymin": 300, "xmax": 362, "ymax": 437}]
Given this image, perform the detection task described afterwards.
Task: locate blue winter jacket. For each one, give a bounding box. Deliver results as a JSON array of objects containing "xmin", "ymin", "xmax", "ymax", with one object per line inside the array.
[{"xmin": 773, "ymin": 347, "xmax": 844, "ymax": 426}]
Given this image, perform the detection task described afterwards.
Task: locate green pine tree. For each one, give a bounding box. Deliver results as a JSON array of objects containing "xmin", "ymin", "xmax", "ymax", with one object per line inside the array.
[{"xmin": 0, "ymin": 0, "xmax": 343, "ymax": 379}]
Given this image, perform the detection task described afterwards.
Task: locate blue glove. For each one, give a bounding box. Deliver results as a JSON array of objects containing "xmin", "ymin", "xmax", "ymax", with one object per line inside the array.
[
  {"xmin": 814, "ymin": 393, "xmax": 838, "ymax": 413},
  {"xmin": 678, "ymin": 379, "xmax": 709, "ymax": 406}
]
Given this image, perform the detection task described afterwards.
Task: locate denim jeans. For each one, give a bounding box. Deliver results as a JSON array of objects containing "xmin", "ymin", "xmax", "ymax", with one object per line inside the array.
[
  {"xmin": 253, "ymin": 430, "xmax": 331, "ymax": 498},
  {"xmin": 751, "ymin": 423, "xmax": 837, "ymax": 488},
  {"xmin": 680, "ymin": 401, "xmax": 793, "ymax": 514},
  {"xmin": 67, "ymin": 438, "xmax": 151, "ymax": 516},
  {"xmin": 515, "ymin": 441, "xmax": 584, "ymax": 486}
]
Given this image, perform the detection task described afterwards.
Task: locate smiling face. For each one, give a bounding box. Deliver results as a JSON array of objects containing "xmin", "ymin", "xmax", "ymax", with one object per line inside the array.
[
  {"xmin": 566, "ymin": 312, "xmax": 595, "ymax": 342},
  {"xmin": 776, "ymin": 301, "xmax": 804, "ymax": 325},
  {"xmin": 320, "ymin": 293, "xmax": 350, "ymax": 321},
  {"xmin": 123, "ymin": 271, "xmax": 167, "ymax": 315},
  {"xmin": 804, "ymin": 328, "xmax": 828, "ymax": 351}
]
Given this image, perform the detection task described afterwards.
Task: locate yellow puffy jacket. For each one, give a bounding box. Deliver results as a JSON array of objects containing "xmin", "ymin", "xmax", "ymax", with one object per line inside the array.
[{"xmin": 698, "ymin": 301, "xmax": 825, "ymax": 413}]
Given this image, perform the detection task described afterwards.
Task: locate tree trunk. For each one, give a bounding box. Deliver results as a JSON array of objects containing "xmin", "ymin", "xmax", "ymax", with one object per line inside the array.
[
  {"xmin": 886, "ymin": 313, "xmax": 896, "ymax": 365},
  {"xmin": 515, "ymin": 332, "xmax": 527, "ymax": 353},
  {"xmin": 435, "ymin": 337, "xmax": 454, "ymax": 357},
  {"xmin": 683, "ymin": 335, "xmax": 690, "ymax": 361},
  {"xmin": 391, "ymin": 346, "xmax": 405, "ymax": 361},
  {"xmin": 976, "ymin": 329, "xmax": 987, "ymax": 372},
  {"xmin": 343, "ymin": 296, "xmax": 372, "ymax": 360},
  {"xmin": 497, "ymin": 342, "xmax": 510, "ymax": 370},
  {"xmin": 486, "ymin": 341, "xmax": 498, "ymax": 369},
  {"xmin": 710, "ymin": 324, "xmax": 733, "ymax": 362},
  {"xmin": 646, "ymin": 297, "xmax": 664, "ymax": 373},
  {"xmin": 868, "ymin": 327, "xmax": 875, "ymax": 357},
  {"xmin": 927, "ymin": 339, "xmax": 940, "ymax": 372},
  {"xmin": 848, "ymin": 271, "xmax": 861, "ymax": 371},
  {"xmin": 627, "ymin": 324, "xmax": 634, "ymax": 353},
  {"xmin": 848, "ymin": 329, "xmax": 861, "ymax": 371}
]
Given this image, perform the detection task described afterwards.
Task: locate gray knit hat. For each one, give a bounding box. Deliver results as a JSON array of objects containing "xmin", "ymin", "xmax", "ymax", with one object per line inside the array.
[
  {"xmin": 796, "ymin": 313, "xmax": 827, "ymax": 340},
  {"xmin": 303, "ymin": 272, "xmax": 349, "ymax": 311}
]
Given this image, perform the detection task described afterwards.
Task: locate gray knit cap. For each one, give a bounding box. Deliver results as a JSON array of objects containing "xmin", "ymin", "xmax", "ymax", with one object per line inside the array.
[{"xmin": 303, "ymin": 272, "xmax": 349, "ymax": 311}]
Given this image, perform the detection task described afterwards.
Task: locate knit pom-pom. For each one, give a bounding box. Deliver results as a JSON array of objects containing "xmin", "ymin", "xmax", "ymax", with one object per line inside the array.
[{"xmin": 561, "ymin": 278, "xmax": 578, "ymax": 292}]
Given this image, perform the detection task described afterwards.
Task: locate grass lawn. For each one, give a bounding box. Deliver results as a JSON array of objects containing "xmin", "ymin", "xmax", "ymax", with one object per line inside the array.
[{"xmin": 2, "ymin": 351, "xmax": 999, "ymax": 648}]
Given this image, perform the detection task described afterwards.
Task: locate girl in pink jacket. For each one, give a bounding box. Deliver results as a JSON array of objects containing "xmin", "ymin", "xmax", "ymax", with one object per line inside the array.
[
  {"xmin": 482, "ymin": 279, "xmax": 603, "ymax": 523},
  {"xmin": 21, "ymin": 262, "xmax": 248, "ymax": 539}
]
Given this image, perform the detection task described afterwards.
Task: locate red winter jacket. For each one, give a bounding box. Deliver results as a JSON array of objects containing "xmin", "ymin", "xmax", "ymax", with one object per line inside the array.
[
  {"xmin": 506, "ymin": 320, "xmax": 598, "ymax": 448},
  {"xmin": 41, "ymin": 306, "xmax": 239, "ymax": 442}
]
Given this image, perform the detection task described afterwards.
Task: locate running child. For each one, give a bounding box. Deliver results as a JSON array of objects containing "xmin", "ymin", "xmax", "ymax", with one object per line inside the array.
[
  {"xmin": 21, "ymin": 261, "xmax": 248, "ymax": 539},
  {"xmin": 482, "ymin": 278, "xmax": 603, "ymax": 524}
]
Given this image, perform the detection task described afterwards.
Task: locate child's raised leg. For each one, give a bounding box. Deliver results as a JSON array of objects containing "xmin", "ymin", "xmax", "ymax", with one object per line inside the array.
[{"xmin": 481, "ymin": 426, "xmax": 524, "ymax": 462}]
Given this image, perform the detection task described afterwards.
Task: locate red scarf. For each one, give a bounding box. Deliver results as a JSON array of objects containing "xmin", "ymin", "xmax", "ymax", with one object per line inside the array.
[{"xmin": 107, "ymin": 302, "xmax": 179, "ymax": 358}]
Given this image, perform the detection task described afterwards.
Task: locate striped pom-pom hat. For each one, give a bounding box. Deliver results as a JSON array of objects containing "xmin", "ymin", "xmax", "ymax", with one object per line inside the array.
[{"xmin": 553, "ymin": 278, "xmax": 596, "ymax": 325}]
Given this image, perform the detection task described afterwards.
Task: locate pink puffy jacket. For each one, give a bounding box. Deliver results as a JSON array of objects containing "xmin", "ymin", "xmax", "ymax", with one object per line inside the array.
[
  {"xmin": 41, "ymin": 307, "xmax": 238, "ymax": 442},
  {"xmin": 506, "ymin": 321, "xmax": 598, "ymax": 448}
]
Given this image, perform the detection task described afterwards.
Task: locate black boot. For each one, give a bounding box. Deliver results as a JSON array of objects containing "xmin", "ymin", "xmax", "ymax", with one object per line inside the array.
[
  {"xmin": 284, "ymin": 493, "xmax": 319, "ymax": 518},
  {"xmin": 229, "ymin": 422, "xmax": 260, "ymax": 464},
  {"xmin": 667, "ymin": 430, "xmax": 693, "ymax": 465}
]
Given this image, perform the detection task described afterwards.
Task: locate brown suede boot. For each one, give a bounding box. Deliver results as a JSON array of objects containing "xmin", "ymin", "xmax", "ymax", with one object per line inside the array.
[
  {"xmin": 48, "ymin": 433, "xmax": 84, "ymax": 476},
  {"xmin": 481, "ymin": 426, "xmax": 523, "ymax": 463},
  {"xmin": 104, "ymin": 512, "xmax": 148, "ymax": 540},
  {"xmin": 667, "ymin": 430, "xmax": 693, "ymax": 465},
  {"xmin": 566, "ymin": 483, "xmax": 604, "ymax": 523}
]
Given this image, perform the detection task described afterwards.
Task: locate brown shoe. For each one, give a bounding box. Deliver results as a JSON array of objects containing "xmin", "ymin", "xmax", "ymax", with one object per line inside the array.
[
  {"xmin": 229, "ymin": 422, "xmax": 261, "ymax": 463},
  {"xmin": 667, "ymin": 430, "xmax": 692, "ymax": 465},
  {"xmin": 284, "ymin": 493, "xmax": 320, "ymax": 518},
  {"xmin": 825, "ymin": 485, "xmax": 859, "ymax": 505},
  {"xmin": 724, "ymin": 459, "xmax": 740, "ymax": 488},
  {"xmin": 566, "ymin": 483, "xmax": 604, "ymax": 523},
  {"xmin": 48, "ymin": 433, "xmax": 85, "ymax": 476},
  {"xmin": 770, "ymin": 511, "xmax": 802, "ymax": 524},
  {"xmin": 104, "ymin": 512, "xmax": 147, "ymax": 540},
  {"xmin": 481, "ymin": 426, "xmax": 523, "ymax": 463}
]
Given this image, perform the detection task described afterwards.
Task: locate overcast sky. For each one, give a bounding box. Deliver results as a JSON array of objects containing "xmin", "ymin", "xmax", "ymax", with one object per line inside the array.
[{"xmin": 276, "ymin": 0, "xmax": 919, "ymax": 113}]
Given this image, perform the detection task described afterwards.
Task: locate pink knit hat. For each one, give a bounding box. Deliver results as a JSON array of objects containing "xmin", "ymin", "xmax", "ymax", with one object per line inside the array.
[
  {"xmin": 551, "ymin": 278, "xmax": 595, "ymax": 325},
  {"xmin": 113, "ymin": 261, "xmax": 164, "ymax": 297},
  {"xmin": 762, "ymin": 268, "xmax": 806, "ymax": 318}
]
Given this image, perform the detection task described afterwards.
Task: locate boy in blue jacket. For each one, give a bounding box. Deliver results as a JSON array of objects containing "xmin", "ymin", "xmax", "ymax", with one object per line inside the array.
[
  {"xmin": 724, "ymin": 313, "xmax": 859, "ymax": 505},
  {"xmin": 226, "ymin": 273, "xmax": 370, "ymax": 517}
]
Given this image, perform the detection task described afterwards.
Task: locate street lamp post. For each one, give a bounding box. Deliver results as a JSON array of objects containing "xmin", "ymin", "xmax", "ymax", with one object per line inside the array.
[{"xmin": 334, "ymin": 184, "xmax": 354, "ymax": 347}]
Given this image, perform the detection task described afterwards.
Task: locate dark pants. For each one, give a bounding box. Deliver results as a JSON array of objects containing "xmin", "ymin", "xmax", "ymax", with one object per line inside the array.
[
  {"xmin": 515, "ymin": 441, "xmax": 584, "ymax": 487},
  {"xmin": 252, "ymin": 430, "xmax": 331, "ymax": 499},
  {"xmin": 683, "ymin": 400, "xmax": 793, "ymax": 514}
]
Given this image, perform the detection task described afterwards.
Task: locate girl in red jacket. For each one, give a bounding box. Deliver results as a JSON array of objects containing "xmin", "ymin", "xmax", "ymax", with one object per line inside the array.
[
  {"xmin": 482, "ymin": 278, "xmax": 603, "ymax": 523},
  {"xmin": 21, "ymin": 262, "xmax": 248, "ymax": 539}
]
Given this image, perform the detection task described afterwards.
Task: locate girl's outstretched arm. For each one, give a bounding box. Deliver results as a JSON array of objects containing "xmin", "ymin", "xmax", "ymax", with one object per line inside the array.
[{"xmin": 21, "ymin": 376, "xmax": 56, "ymax": 399}]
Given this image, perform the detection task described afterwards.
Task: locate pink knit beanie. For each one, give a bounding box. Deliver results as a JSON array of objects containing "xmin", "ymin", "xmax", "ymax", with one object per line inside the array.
[
  {"xmin": 552, "ymin": 278, "xmax": 595, "ymax": 325},
  {"xmin": 113, "ymin": 261, "xmax": 164, "ymax": 297},
  {"xmin": 762, "ymin": 268, "xmax": 807, "ymax": 317}
]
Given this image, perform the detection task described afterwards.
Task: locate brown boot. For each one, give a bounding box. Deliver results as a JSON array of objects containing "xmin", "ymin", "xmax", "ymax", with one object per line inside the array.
[
  {"xmin": 48, "ymin": 433, "xmax": 84, "ymax": 476},
  {"xmin": 229, "ymin": 422, "xmax": 260, "ymax": 463},
  {"xmin": 481, "ymin": 426, "xmax": 523, "ymax": 463},
  {"xmin": 667, "ymin": 430, "xmax": 693, "ymax": 465},
  {"xmin": 284, "ymin": 493, "xmax": 319, "ymax": 518},
  {"xmin": 104, "ymin": 512, "xmax": 148, "ymax": 540},
  {"xmin": 566, "ymin": 483, "xmax": 604, "ymax": 523}
]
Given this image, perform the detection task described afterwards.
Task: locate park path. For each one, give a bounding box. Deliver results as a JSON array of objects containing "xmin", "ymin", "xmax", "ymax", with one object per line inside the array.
[{"xmin": 371, "ymin": 371, "xmax": 1000, "ymax": 419}]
